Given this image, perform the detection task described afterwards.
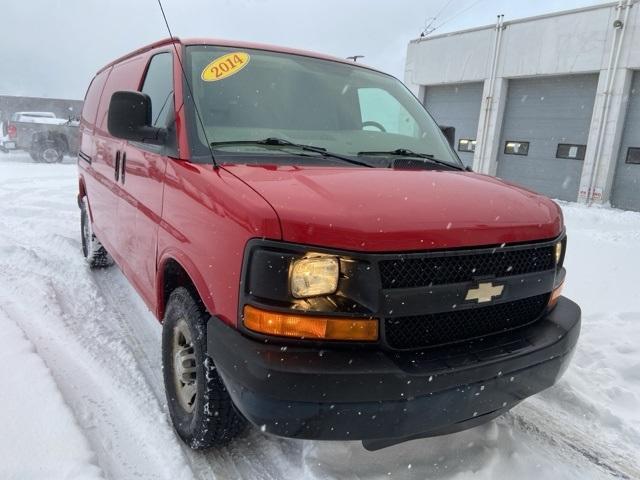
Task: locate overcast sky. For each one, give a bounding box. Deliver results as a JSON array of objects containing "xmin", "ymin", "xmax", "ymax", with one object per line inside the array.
[{"xmin": 1, "ymin": 0, "xmax": 610, "ymax": 99}]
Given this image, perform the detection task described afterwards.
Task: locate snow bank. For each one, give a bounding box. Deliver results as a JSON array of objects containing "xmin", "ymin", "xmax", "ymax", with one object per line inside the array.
[{"xmin": 0, "ymin": 310, "xmax": 103, "ymax": 480}]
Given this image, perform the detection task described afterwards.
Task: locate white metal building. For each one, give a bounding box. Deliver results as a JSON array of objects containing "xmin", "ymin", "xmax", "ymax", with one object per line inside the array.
[{"xmin": 404, "ymin": 0, "xmax": 640, "ymax": 210}]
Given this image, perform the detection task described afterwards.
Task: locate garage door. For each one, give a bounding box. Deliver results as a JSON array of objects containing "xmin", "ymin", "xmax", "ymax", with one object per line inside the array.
[
  {"xmin": 424, "ymin": 82, "xmax": 483, "ymax": 167},
  {"xmin": 611, "ymin": 71, "xmax": 640, "ymax": 211},
  {"xmin": 496, "ymin": 75, "xmax": 598, "ymax": 201}
]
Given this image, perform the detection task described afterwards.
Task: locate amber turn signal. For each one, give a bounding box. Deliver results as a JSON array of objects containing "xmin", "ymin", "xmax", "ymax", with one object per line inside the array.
[
  {"xmin": 548, "ymin": 281, "xmax": 564, "ymax": 309},
  {"xmin": 243, "ymin": 305, "xmax": 379, "ymax": 341}
]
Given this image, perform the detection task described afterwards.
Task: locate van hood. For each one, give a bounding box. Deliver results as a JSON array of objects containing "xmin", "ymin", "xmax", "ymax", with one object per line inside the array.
[{"xmin": 224, "ymin": 165, "xmax": 563, "ymax": 252}]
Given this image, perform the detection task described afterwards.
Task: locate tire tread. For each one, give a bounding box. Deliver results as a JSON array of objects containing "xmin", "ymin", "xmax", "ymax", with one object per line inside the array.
[
  {"xmin": 163, "ymin": 287, "xmax": 246, "ymax": 449},
  {"xmin": 80, "ymin": 197, "xmax": 114, "ymax": 269}
]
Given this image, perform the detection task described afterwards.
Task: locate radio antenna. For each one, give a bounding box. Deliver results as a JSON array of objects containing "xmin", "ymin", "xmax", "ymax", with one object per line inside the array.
[{"xmin": 156, "ymin": 0, "xmax": 218, "ymax": 168}]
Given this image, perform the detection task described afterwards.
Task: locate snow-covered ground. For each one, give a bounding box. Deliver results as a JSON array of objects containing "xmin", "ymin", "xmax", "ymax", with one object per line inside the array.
[
  {"xmin": 0, "ymin": 151, "xmax": 638, "ymax": 479},
  {"xmin": 0, "ymin": 310, "xmax": 104, "ymax": 480}
]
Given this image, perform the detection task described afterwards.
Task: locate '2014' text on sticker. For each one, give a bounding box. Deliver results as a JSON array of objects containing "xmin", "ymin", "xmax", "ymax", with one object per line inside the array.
[{"xmin": 201, "ymin": 52, "xmax": 250, "ymax": 82}]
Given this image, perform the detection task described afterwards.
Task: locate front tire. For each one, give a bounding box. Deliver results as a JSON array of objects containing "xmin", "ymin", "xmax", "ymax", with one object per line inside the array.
[
  {"xmin": 80, "ymin": 197, "xmax": 113, "ymax": 268},
  {"xmin": 162, "ymin": 287, "xmax": 246, "ymax": 449}
]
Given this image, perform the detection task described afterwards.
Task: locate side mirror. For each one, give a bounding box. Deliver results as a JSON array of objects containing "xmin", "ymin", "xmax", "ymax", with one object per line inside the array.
[
  {"xmin": 439, "ymin": 125, "xmax": 455, "ymax": 149},
  {"xmin": 108, "ymin": 91, "xmax": 165, "ymax": 145}
]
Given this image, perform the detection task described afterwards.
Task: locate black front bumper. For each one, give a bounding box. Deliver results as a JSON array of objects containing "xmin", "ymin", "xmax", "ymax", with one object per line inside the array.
[{"xmin": 208, "ymin": 297, "xmax": 580, "ymax": 445}]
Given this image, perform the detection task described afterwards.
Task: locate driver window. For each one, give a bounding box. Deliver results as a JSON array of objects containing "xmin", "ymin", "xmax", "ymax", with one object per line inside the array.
[
  {"xmin": 357, "ymin": 87, "xmax": 419, "ymax": 137},
  {"xmin": 141, "ymin": 52, "xmax": 174, "ymax": 128}
]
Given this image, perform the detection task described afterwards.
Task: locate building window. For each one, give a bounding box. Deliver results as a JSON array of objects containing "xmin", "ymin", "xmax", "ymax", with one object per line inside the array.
[
  {"xmin": 627, "ymin": 147, "xmax": 640, "ymax": 165},
  {"xmin": 504, "ymin": 141, "xmax": 529, "ymax": 156},
  {"xmin": 458, "ymin": 139, "xmax": 476, "ymax": 153},
  {"xmin": 556, "ymin": 144, "xmax": 586, "ymax": 160}
]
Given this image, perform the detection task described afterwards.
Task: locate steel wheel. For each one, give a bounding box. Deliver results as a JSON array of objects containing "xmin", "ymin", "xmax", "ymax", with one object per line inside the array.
[
  {"xmin": 42, "ymin": 147, "xmax": 60, "ymax": 163},
  {"xmin": 173, "ymin": 318, "xmax": 198, "ymax": 413},
  {"xmin": 162, "ymin": 287, "xmax": 246, "ymax": 448}
]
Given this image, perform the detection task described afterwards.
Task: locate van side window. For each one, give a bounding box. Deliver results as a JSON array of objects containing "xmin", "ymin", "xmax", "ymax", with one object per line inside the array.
[{"xmin": 141, "ymin": 53, "xmax": 174, "ymax": 128}]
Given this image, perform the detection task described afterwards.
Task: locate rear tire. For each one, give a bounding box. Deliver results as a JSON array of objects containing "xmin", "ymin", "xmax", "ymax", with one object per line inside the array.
[
  {"xmin": 162, "ymin": 287, "xmax": 246, "ymax": 449},
  {"xmin": 80, "ymin": 197, "xmax": 113, "ymax": 268},
  {"xmin": 34, "ymin": 140, "xmax": 64, "ymax": 163}
]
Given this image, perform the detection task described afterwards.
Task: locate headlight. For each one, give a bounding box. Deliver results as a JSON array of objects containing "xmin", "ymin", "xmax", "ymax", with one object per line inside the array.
[
  {"xmin": 555, "ymin": 241, "xmax": 563, "ymax": 264},
  {"xmin": 290, "ymin": 255, "xmax": 339, "ymax": 298}
]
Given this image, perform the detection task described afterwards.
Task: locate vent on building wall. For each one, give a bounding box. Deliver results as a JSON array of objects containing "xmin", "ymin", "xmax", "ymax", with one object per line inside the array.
[
  {"xmin": 626, "ymin": 147, "xmax": 640, "ymax": 165},
  {"xmin": 504, "ymin": 141, "xmax": 529, "ymax": 156},
  {"xmin": 458, "ymin": 139, "xmax": 476, "ymax": 153},
  {"xmin": 556, "ymin": 144, "xmax": 586, "ymax": 160}
]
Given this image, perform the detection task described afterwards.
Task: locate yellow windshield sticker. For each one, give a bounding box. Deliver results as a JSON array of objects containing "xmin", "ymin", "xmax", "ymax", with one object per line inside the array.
[{"xmin": 201, "ymin": 52, "xmax": 250, "ymax": 82}]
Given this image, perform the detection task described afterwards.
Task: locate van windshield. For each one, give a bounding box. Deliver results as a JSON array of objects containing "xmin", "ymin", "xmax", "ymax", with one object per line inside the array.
[{"xmin": 185, "ymin": 45, "xmax": 461, "ymax": 168}]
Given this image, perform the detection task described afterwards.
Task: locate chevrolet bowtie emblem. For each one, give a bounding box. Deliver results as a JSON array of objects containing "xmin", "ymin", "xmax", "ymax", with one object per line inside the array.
[{"xmin": 465, "ymin": 282, "xmax": 504, "ymax": 303}]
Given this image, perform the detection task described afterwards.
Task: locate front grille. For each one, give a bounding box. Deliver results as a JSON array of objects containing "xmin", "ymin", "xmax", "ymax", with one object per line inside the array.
[
  {"xmin": 379, "ymin": 244, "xmax": 555, "ymax": 289},
  {"xmin": 384, "ymin": 294, "xmax": 549, "ymax": 350}
]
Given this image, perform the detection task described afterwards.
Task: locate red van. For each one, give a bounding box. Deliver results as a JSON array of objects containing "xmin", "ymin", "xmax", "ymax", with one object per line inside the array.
[{"xmin": 77, "ymin": 37, "xmax": 580, "ymax": 451}]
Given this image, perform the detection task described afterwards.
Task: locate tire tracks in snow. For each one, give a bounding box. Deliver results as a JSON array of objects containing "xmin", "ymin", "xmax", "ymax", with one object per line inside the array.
[
  {"xmin": 93, "ymin": 267, "xmax": 306, "ymax": 480},
  {"xmin": 510, "ymin": 400, "xmax": 640, "ymax": 479},
  {"xmin": 0, "ymin": 170, "xmax": 195, "ymax": 480},
  {"xmin": 0, "ymin": 306, "xmax": 106, "ymax": 480},
  {"xmin": 0, "ymin": 252, "xmax": 195, "ymax": 480},
  {"xmin": 0, "ymin": 163, "xmax": 301, "ymax": 480},
  {"xmin": 90, "ymin": 269, "xmax": 220, "ymax": 480}
]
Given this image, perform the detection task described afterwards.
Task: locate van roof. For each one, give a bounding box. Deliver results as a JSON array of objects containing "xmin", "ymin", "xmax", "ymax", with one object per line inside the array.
[{"xmin": 97, "ymin": 37, "xmax": 382, "ymax": 75}]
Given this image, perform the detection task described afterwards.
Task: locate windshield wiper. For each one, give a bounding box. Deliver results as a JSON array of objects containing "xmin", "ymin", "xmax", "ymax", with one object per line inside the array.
[
  {"xmin": 211, "ymin": 137, "xmax": 373, "ymax": 168},
  {"xmin": 357, "ymin": 148, "xmax": 464, "ymax": 170}
]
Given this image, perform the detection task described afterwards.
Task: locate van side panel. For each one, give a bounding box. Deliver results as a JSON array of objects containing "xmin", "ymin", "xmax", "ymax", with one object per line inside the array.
[
  {"xmin": 88, "ymin": 56, "xmax": 147, "ymax": 259},
  {"xmin": 80, "ymin": 71, "xmax": 109, "ymax": 136},
  {"xmin": 116, "ymin": 49, "xmax": 173, "ymax": 312},
  {"xmin": 78, "ymin": 69, "xmax": 109, "ymax": 206}
]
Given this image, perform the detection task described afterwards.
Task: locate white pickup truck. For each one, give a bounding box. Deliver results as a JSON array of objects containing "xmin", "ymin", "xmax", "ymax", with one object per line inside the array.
[{"xmin": 1, "ymin": 111, "xmax": 79, "ymax": 162}]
